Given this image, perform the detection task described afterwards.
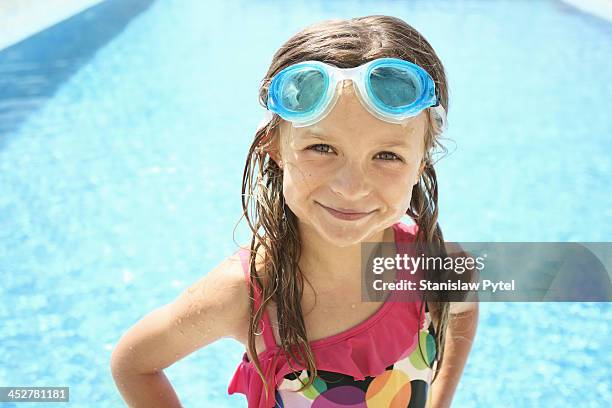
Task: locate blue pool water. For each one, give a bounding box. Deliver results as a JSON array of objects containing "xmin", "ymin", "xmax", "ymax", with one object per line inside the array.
[{"xmin": 0, "ymin": 0, "xmax": 610, "ymax": 407}]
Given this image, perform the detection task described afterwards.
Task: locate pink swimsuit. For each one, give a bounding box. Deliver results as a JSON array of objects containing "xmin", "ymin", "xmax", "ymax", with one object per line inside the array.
[{"xmin": 228, "ymin": 222, "xmax": 437, "ymax": 408}]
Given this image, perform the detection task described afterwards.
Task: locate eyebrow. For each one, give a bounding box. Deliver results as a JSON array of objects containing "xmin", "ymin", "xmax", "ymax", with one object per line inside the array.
[{"xmin": 304, "ymin": 129, "xmax": 413, "ymax": 148}]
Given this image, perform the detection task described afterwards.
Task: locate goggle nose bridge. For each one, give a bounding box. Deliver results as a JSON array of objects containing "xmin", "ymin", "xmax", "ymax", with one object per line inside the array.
[
  {"xmin": 328, "ymin": 64, "xmax": 366, "ymax": 87},
  {"xmin": 326, "ymin": 66, "xmax": 370, "ymax": 108}
]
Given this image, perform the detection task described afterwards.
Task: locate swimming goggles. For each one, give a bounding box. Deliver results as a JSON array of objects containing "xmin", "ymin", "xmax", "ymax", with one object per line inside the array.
[{"xmin": 262, "ymin": 57, "xmax": 447, "ymax": 131}]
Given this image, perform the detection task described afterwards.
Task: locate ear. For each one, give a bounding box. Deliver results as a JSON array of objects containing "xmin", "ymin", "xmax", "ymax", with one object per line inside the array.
[{"xmin": 266, "ymin": 127, "xmax": 283, "ymax": 169}]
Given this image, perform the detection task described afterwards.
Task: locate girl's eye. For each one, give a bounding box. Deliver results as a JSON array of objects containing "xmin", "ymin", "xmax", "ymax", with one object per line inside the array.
[
  {"xmin": 306, "ymin": 144, "xmax": 402, "ymax": 162},
  {"xmin": 308, "ymin": 144, "xmax": 334, "ymax": 155},
  {"xmin": 376, "ymin": 152, "xmax": 402, "ymax": 162}
]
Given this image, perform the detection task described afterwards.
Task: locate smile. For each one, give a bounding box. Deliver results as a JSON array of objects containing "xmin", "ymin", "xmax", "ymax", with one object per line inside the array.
[{"xmin": 317, "ymin": 202, "xmax": 376, "ymax": 221}]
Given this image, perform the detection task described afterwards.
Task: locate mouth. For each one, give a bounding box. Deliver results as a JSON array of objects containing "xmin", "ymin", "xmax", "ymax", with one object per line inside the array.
[{"xmin": 316, "ymin": 202, "xmax": 376, "ymax": 221}]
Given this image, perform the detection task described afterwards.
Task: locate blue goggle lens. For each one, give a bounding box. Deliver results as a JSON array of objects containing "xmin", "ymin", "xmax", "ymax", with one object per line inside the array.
[
  {"xmin": 279, "ymin": 69, "xmax": 326, "ymax": 113},
  {"xmin": 369, "ymin": 66, "xmax": 421, "ymax": 109}
]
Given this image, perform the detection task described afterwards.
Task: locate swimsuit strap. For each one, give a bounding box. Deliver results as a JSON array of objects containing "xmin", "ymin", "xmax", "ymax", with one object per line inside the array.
[{"xmin": 238, "ymin": 248, "xmax": 278, "ymax": 351}]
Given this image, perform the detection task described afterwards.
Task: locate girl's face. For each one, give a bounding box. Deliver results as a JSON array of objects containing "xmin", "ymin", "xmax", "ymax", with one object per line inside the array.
[{"xmin": 272, "ymin": 80, "xmax": 427, "ymax": 247}]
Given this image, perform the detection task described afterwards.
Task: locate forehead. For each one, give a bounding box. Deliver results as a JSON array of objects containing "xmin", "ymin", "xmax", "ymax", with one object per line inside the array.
[
  {"xmin": 304, "ymin": 124, "xmax": 420, "ymax": 146},
  {"xmin": 282, "ymin": 113, "xmax": 427, "ymax": 148}
]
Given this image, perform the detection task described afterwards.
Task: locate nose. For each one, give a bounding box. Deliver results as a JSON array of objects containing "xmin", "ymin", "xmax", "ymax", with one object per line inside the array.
[{"xmin": 329, "ymin": 158, "xmax": 371, "ymax": 201}]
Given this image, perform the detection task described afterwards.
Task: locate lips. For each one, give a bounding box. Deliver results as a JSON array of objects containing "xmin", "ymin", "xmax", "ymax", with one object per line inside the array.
[
  {"xmin": 328, "ymin": 206, "xmax": 372, "ymax": 214},
  {"xmin": 317, "ymin": 202, "xmax": 375, "ymax": 221}
]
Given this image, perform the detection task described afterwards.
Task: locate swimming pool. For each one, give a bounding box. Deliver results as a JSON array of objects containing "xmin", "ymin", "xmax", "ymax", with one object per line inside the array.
[{"xmin": 0, "ymin": 0, "xmax": 610, "ymax": 406}]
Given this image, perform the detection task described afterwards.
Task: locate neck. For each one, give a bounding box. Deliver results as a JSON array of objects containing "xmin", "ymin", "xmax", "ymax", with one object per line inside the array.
[{"xmin": 297, "ymin": 222, "xmax": 397, "ymax": 286}]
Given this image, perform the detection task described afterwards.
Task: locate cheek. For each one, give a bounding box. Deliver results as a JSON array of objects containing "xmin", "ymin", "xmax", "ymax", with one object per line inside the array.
[
  {"xmin": 373, "ymin": 165, "xmax": 417, "ymax": 214},
  {"xmin": 384, "ymin": 176, "xmax": 415, "ymax": 214},
  {"xmin": 281, "ymin": 163, "xmax": 317, "ymax": 210},
  {"xmin": 282, "ymin": 158, "xmax": 323, "ymax": 190}
]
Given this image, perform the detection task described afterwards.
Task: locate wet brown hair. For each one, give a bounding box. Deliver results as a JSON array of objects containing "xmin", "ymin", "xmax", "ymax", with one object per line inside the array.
[{"xmin": 239, "ymin": 15, "xmax": 451, "ymax": 403}]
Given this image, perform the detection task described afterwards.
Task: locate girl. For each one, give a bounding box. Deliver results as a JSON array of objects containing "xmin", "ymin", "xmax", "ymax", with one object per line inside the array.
[{"xmin": 111, "ymin": 15, "xmax": 478, "ymax": 408}]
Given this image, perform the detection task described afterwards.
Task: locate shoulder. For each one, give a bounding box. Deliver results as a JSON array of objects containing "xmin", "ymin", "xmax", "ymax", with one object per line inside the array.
[
  {"xmin": 177, "ymin": 247, "xmax": 252, "ymax": 339},
  {"xmin": 110, "ymin": 247, "xmax": 254, "ymax": 375},
  {"xmin": 179, "ymin": 242, "xmax": 270, "ymax": 340}
]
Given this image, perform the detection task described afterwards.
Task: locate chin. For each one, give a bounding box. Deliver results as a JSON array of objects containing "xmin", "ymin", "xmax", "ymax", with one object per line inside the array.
[{"xmin": 312, "ymin": 217, "xmax": 380, "ymax": 247}]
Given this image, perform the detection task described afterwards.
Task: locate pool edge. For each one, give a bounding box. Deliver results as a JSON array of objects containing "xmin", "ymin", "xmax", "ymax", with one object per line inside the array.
[
  {"xmin": 0, "ymin": 0, "xmax": 105, "ymax": 51},
  {"xmin": 559, "ymin": 0, "xmax": 612, "ymax": 23}
]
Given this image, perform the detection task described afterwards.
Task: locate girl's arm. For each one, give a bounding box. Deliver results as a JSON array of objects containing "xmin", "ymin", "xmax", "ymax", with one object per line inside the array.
[
  {"xmin": 110, "ymin": 252, "xmax": 249, "ymax": 408},
  {"xmin": 430, "ymin": 302, "xmax": 479, "ymax": 408}
]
